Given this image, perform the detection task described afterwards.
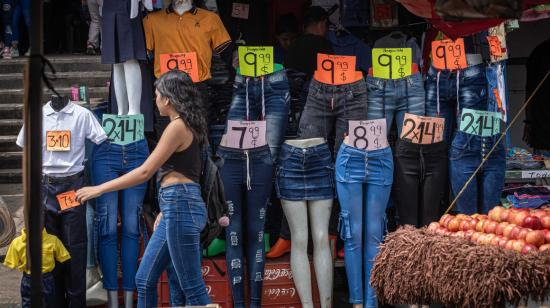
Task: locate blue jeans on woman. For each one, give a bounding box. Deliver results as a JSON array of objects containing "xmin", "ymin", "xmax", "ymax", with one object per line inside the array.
[
  {"xmin": 227, "ymin": 70, "xmax": 290, "ymax": 162},
  {"xmin": 217, "ymin": 145, "xmax": 273, "ymax": 308},
  {"xmin": 425, "ymin": 64, "xmax": 487, "ymax": 143},
  {"xmin": 366, "ymin": 72, "xmax": 425, "ymax": 136},
  {"xmin": 92, "ymin": 139, "xmax": 149, "ymax": 291},
  {"xmin": 1, "ymin": 0, "xmax": 29, "ymax": 46},
  {"xmin": 449, "ymin": 131, "xmax": 506, "ymax": 215},
  {"xmin": 135, "ymin": 183, "xmax": 210, "ymax": 307},
  {"xmin": 335, "ymin": 143, "xmax": 393, "ymax": 307}
]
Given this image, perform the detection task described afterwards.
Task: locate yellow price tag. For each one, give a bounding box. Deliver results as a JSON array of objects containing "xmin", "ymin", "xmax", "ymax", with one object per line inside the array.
[
  {"xmin": 238, "ymin": 46, "xmax": 274, "ymax": 77},
  {"xmin": 372, "ymin": 48, "xmax": 412, "ymax": 79}
]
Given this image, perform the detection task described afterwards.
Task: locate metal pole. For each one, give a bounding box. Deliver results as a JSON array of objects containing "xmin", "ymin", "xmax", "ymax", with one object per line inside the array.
[{"xmin": 25, "ymin": 0, "xmax": 44, "ymax": 307}]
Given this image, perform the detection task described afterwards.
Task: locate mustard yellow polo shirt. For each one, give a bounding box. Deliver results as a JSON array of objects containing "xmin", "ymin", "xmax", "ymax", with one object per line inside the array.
[{"xmin": 143, "ymin": 7, "xmax": 232, "ymax": 80}]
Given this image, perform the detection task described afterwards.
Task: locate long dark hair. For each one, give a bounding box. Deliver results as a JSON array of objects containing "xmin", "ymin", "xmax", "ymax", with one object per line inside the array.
[{"xmin": 154, "ymin": 70, "xmax": 208, "ymax": 147}]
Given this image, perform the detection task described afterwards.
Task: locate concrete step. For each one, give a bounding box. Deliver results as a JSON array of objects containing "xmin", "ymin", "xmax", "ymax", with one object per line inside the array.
[
  {"xmin": 0, "ymin": 169, "xmax": 22, "ymax": 184},
  {"xmin": 0, "ymin": 104, "xmax": 23, "ymax": 119},
  {"xmin": 0, "ymin": 136, "xmax": 19, "ymax": 152},
  {"xmin": 0, "ymin": 152, "xmax": 21, "ymax": 169},
  {"xmin": 0, "ymin": 71, "xmax": 111, "ymax": 89},
  {"xmin": 0, "ymin": 86, "xmax": 109, "ymax": 104},
  {"xmin": 0, "ymin": 55, "xmax": 111, "ymax": 74},
  {"xmin": 0, "ymin": 119, "xmax": 22, "ymax": 135}
]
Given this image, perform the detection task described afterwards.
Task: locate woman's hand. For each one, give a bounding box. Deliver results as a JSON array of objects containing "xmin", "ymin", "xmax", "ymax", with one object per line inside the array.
[
  {"xmin": 76, "ymin": 186, "xmax": 104, "ymax": 203},
  {"xmin": 154, "ymin": 213, "xmax": 163, "ymax": 231}
]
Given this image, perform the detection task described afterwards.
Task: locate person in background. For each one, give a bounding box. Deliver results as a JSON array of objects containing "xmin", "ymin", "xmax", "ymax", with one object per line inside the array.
[
  {"xmin": 273, "ymin": 13, "xmax": 298, "ymax": 64},
  {"xmin": 284, "ymin": 5, "xmax": 333, "ymax": 77},
  {"xmin": 85, "ymin": 0, "xmax": 103, "ymax": 55},
  {"xmin": 1, "ymin": 0, "xmax": 30, "ymax": 58},
  {"xmin": 3, "ymin": 228, "xmax": 71, "ymax": 308}
]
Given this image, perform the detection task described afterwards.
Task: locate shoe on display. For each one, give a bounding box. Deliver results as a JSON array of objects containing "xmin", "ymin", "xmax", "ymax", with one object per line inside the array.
[
  {"xmin": 10, "ymin": 47, "xmax": 19, "ymax": 58},
  {"xmin": 266, "ymin": 238, "xmax": 291, "ymax": 259},
  {"xmin": 2, "ymin": 47, "xmax": 11, "ymax": 59}
]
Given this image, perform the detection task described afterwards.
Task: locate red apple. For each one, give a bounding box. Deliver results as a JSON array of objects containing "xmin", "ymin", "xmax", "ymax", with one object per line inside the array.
[
  {"xmin": 490, "ymin": 235, "xmax": 501, "ymax": 247},
  {"xmin": 471, "ymin": 232, "xmax": 481, "ymax": 242},
  {"xmin": 513, "ymin": 211, "xmax": 530, "ymax": 226},
  {"xmin": 439, "ymin": 214, "xmax": 452, "ymax": 227},
  {"xmin": 456, "ymin": 214, "xmax": 470, "ymax": 221},
  {"xmin": 459, "ymin": 220, "xmax": 469, "ymax": 231},
  {"xmin": 495, "ymin": 222, "xmax": 508, "ymax": 235},
  {"xmin": 505, "ymin": 240, "xmax": 515, "ymax": 251},
  {"xmin": 436, "ymin": 227, "xmax": 446, "ymax": 235},
  {"xmin": 510, "ymin": 226, "xmax": 521, "ymax": 240},
  {"xmin": 517, "ymin": 228, "xmax": 531, "ymax": 241},
  {"xmin": 464, "ymin": 230, "xmax": 474, "ymax": 240},
  {"xmin": 522, "ymin": 215, "xmax": 543, "ymax": 230},
  {"xmin": 448, "ymin": 218, "xmax": 462, "ymax": 232},
  {"xmin": 500, "ymin": 208, "xmax": 510, "ymax": 223},
  {"xmin": 477, "ymin": 234, "xmax": 487, "ymax": 245},
  {"xmin": 427, "ymin": 222, "xmax": 440, "ymax": 232},
  {"xmin": 484, "ymin": 234, "xmax": 496, "ymax": 245},
  {"xmin": 478, "ymin": 214, "xmax": 489, "ymax": 221},
  {"xmin": 522, "ymin": 244, "xmax": 537, "ymax": 254},
  {"xmin": 503, "ymin": 224, "xmax": 515, "ymax": 238},
  {"xmin": 544, "ymin": 230, "xmax": 550, "ymax": 244},
  {"xmin": 476, "ymin": 220, "xmax": 485, "ymax": 232},
  {"xmin": 456, "ymin": 231, "xmax": 465, "ymax": 238},
  {"xmin": 512, "ymin": 239, "xmax": 526, "ymax": 252},
  {"xmin": 532, "ymin": 209, "xmax": 548, "ymax": 219},
  {"xmin": 539, "ymin": 244, "xmax": 550, "ymax": 252},
  {"xmin": 525, "ymin": 230, "xmax": 545, "ymax": 247},
  {"xmin": 498, "ymin": 238, "xmax": 508, "ymax": 248},
  {"xmin": 541, "ymin": 215, "xmax": 550, "ymax": 229},
  {"xmin": 484, "ymin": 221, "xmax": 498, "ymax": 234},
  {"xmin": 489, "ymin": 206, "xmax": 504, "ymax": 222}
]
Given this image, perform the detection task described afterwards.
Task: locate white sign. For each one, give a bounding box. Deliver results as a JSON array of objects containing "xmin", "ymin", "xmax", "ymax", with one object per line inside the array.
[{"xmin": 522, "ymin": 170, "xmax": 550, "ymax": 179}]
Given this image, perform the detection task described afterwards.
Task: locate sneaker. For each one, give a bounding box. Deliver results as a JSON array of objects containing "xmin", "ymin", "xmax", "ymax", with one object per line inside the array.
[
  {"xmin": 2, "ymin": 47, "xmax": 11, "ymax": 59},
  {"xmin": 9, "ymin": 47, "xmax": 19, "ymax": 58}
]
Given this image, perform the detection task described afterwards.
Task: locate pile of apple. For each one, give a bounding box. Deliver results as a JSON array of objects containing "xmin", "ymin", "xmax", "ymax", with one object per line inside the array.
[{"xmin": 427, "ymin": 206, "xmax": 550, "ymax": 254}]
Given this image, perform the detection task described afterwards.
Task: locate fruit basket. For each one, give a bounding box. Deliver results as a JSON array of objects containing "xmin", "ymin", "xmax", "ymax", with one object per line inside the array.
[{"xmin": 371, "ymin": 208, "xmax": 550, "ymax": 308}]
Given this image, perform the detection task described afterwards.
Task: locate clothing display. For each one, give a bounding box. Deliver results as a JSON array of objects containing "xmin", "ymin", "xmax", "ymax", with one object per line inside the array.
[
  {"xmin": 392, "ymin": 139, "xmax": 448, "ymax": 227},
  {"xmin": 92, "ymin": 139, "xmax": 149, "ymax": 291},
  {"xmin": 336, "ymin": 143, "xmax": 393, "ymax": 306},
  {"xmin": 327, "ymin": 31, "xmax": 373, "ymax": 73},
  {"xmin": 217, "ymin": 145, "xmax": 273, "ymax": 308},
  {"xmin": 276, "ymin": 141, "xmax": 335, "ymax": 201},
  {"xmin": 101, "ymin": 0, "xmax": 147, "ymax": 64},
  {"xmin": 298, "ymin": 78, "xmax": 368, "ymax": 154},
  {"xmin": 374, "ymin": 32, "xmax": 422, "ymax": 67},
  {"xmin": 142, "ymin": 6, "xmax": 231, "ymax": 79},
  {"xmin": 366, "ymin": 73, "xmax": 426, "ymax": 136},
  {"xmin": 227, "ymin": 70, "xmax": 290, "ymax": 161},
  {"xmin": 425, "ymin": 64, "xmax": 488, "ymax": 143}
]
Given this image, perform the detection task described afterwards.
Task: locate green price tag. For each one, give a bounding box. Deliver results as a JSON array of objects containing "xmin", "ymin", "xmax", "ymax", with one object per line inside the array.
[
  {"xmin": 459, "ymin": 108, "xmax": 502, "ymax": 137},
  {"xmin": 372, "ymin": 48, "xmax": 412, "ymax": 79},
  {"xmin": 238, "ymin": 46, "xmax": 274, "ymax": 77},
  {"xmin": 102, "ymin": 114, "xmax": 145, "ymax": 145}
]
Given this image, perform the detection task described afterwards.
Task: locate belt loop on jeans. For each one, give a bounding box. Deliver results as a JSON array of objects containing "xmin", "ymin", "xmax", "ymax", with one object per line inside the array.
[
  {"xmin": 245, "ymin": 150, "xmax": 251, "ymax": 190},
  {"xmin": 245, "ymin": 77, "xmax": 250, "ymax": 120},
  {"xmin": 436, "ymin": 71, "xmax": 441, "ymax": 116},
  {"xmin": 261, "ymin": 76, "xmax": 265, "ymax": 120}
]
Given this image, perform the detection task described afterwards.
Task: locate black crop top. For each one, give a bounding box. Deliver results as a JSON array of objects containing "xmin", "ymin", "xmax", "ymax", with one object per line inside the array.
[{"xmin": 158, "ymin": 136, "xmax": 201, "ymax": 183}]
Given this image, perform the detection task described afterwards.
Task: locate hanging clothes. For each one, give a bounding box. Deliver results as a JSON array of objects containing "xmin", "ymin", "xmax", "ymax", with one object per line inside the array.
[{"xmin": 327, "ymin": 31, "xmax": 372, "ymax": 73}]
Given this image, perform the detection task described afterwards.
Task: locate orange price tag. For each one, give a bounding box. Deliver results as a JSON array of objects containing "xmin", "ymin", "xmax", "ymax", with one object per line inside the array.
[
  {"xmin": 431, "ymin": 39, "xmax": 467, "ymax": 71},
  {"xmin": 159, "ymin": 52, "xmax": 199, "ymax": 83},
  {"xmin": 313, "ymin": 54, "xmax": 362, "ymax": 85},
  {"xmin": 56, "ymin": 191, "xmax": 81, "ymax": 211},
  {"xmin": 400, "ymin": 113, "xmax": 445, "ymax": 144},
  {"xmin": 487, "ymin": 36, "xmax": 503, "ymax": 57},
  {"xmin": 46, "ymin": 130, "xmax": 71, "ymax": 151}
]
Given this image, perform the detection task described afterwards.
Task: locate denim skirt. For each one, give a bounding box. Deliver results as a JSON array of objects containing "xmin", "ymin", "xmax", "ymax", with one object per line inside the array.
[{"xmin": 276, "ymin": 142, "xmax": 335, "ymax": 201}]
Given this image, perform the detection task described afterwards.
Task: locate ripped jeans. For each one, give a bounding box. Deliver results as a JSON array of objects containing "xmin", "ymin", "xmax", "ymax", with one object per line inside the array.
[
  {"xmin": 91, "ymin": 140, "xmax": 149, "ymax": 290},
  {"xmin": 335, "ymin": 144, "xmax": 393, "ymax": 306},
  {"xmin": 217, "ymin": 145, "xmax": 273, "ymax": 308}
]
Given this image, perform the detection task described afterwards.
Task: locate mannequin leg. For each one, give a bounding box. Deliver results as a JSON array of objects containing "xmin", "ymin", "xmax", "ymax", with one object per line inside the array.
[
  {"xmin": 123, "ymin": 59, "xmax": 142, "ymax": 115},
  {"xmin": 107, "ymin": 290, "xmax": 118, "ymax": 308},
  {"xmin": 113, "ymin": 63, "xmax": 129, "ymax": 115},
  {"xmin": 308, "ymin": 199, "xmax": 333, "ymax": 308},
  {"xmin": 281, "ymin": 200, "xmax": 313, "ymax": 308}
]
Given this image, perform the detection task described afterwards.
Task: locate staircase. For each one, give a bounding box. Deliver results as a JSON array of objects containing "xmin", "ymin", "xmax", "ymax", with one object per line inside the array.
[{"xmin": 0, "ymin": 55, "xmax": 110, "ymax": 206}]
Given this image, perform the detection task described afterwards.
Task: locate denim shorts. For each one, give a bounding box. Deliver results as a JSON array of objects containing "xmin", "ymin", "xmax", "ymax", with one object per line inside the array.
[
  {"xmin": 335, "ymin": 143, "xmax": 393, "ymax": 185},
  {"xmin": 275, "ymin": 142, "xmax": 335, "ymax": 201}
]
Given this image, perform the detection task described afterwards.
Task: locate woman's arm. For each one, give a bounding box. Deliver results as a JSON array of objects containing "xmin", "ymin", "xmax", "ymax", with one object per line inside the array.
[{"xmin": 76, "ymin": 121, "xmax": 192, "ymax": 202}]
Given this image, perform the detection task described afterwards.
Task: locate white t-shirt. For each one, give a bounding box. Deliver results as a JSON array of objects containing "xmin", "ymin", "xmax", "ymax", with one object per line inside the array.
[{"xmin": 16, "ymin": 102, "xmax": 107, "ymax": 176}]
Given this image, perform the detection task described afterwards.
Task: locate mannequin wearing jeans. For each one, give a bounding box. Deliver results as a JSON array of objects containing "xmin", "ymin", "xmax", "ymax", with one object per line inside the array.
[
  {"xmin": 276, "ymin": 138, "xmax": 334, "ymax": 308},
  {"xmin": 336, "ymin": 140, "xmax": 393, "ymax": 308}
]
